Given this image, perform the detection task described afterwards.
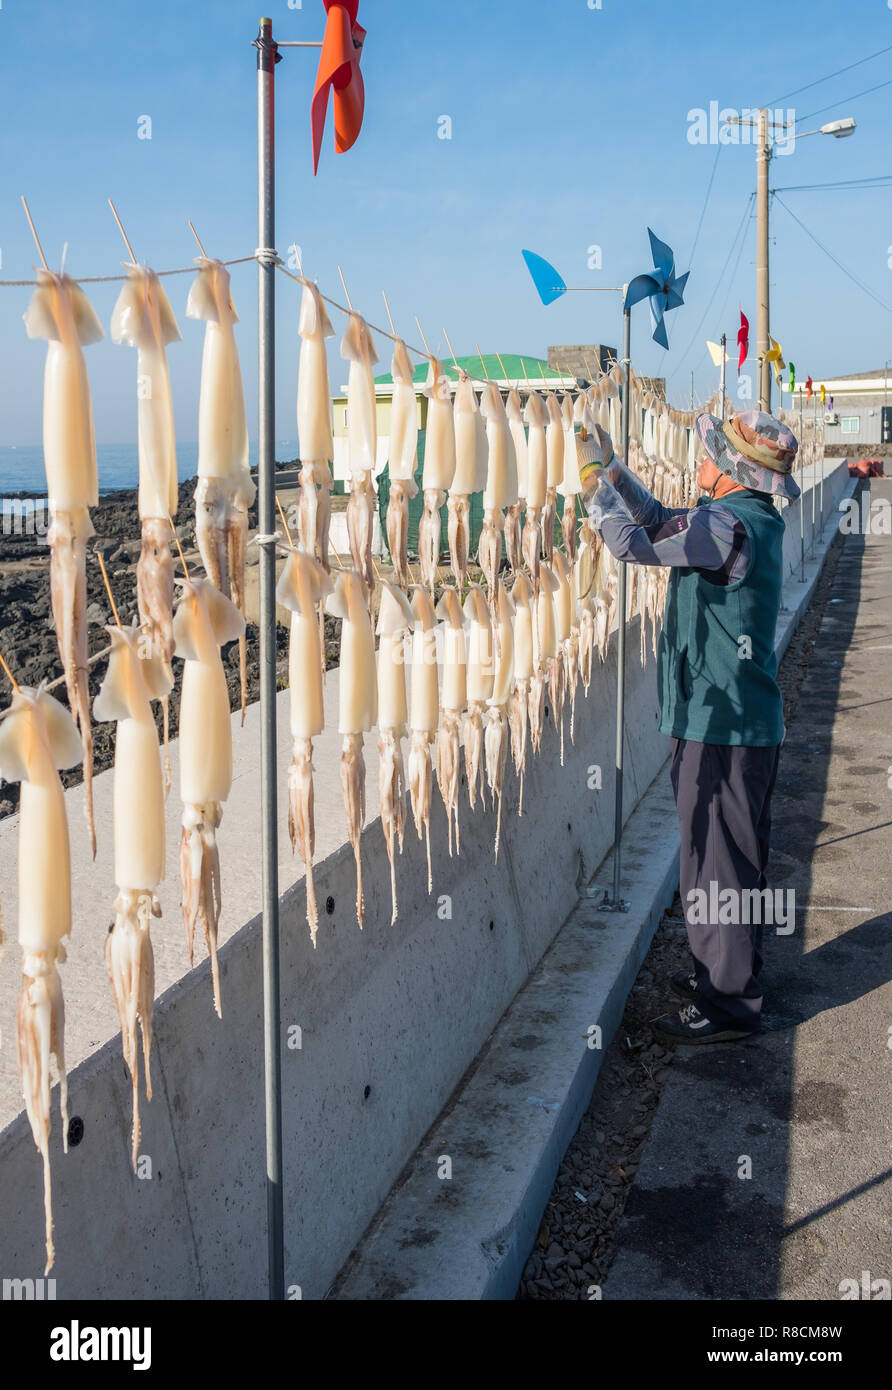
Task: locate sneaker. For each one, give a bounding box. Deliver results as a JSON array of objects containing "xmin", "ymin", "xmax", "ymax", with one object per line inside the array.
[
  {"xmin": 670, "ymin": 970, "xmax": 698, "ymax": 1001},
  {"xmin": 654, "ymin": 1003, "xmax": 758, "ymax": 1045}
]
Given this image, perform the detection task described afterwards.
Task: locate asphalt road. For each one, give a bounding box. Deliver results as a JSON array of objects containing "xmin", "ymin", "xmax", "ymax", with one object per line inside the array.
[{"xmin": 604, "ymin": 478, "xmax": 892, "ymax": 1301}]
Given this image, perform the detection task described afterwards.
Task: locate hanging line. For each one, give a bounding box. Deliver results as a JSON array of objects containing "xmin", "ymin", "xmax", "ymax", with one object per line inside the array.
[{"xmin": 0, "ymin": 252, "xmax": 260, "ymax": 289}]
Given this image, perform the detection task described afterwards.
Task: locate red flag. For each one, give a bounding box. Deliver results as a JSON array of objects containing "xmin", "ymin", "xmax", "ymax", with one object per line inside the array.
[
  {"xmin": 311, "ymin": 1, "xmax": 366, "ymax": 175},
  {"xmin": 805, "ymin": 376, "xmax": 813, "ymax": 401},
  {"xmin": 737, "ymin": 308, "xmax": 749, "ymax": 374}
]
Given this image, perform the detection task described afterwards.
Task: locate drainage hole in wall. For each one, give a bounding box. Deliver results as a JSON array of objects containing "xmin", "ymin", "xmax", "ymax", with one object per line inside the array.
[
  {"xmin": 325, "ymin": 896, "xmax": 335, "ymax": 915},
  {"xmin": 544, "ymin": 705, "xmax": 550, "ymax": 718},
  {"xmin": 68, "ymin": 1116, "xmax": 85, "ymax": 1147},
  {"xmin": 489, "ymin": 920, "xmax": 494, "ymax": 931},
  {"xmin": 567, "ymin": 822, "xmax": 572, "ymax": 833},
  {"xmin": 363, "ymin": 1085, "xmax": 371, "ymax": 1100}
]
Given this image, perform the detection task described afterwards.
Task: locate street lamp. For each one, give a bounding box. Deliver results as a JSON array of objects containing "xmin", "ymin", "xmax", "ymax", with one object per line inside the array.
[{"xmin": 728, "ymin": 110, "xmax": 856, "ymax": 411}]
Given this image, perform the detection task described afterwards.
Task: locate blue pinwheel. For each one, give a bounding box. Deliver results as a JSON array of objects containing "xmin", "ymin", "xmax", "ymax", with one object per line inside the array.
[
  {"xmin": 521, "ymin": 249, "xmax": 567, "ymax": 306},
  {"xmin": 624, "ymin": 229, "xmax": 689, "ymax": 349}
]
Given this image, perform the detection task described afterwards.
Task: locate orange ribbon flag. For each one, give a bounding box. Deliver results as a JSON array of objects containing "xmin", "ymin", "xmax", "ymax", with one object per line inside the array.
[{"xmin": 311, "ymin": 0, "xmax": 366, "ymax": 175}]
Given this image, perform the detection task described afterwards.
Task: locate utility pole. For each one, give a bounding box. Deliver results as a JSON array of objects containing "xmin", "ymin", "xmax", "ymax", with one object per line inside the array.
[
  {"xmin": 756, "ymin": 107, "xmax": 771, "ymax": 413},
  {"xmin": 719, "ymin": 331, "xmax": 727, "ymax": 419}
]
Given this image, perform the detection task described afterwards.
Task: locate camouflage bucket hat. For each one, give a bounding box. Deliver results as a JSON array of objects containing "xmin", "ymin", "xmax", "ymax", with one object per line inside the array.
[{"xmin": 696, "ymin": 409, "xmax": 801, "ymax": 501}]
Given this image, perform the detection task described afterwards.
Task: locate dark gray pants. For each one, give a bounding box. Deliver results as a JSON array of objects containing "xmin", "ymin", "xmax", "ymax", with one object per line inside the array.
[{"xmin": 670, "ymin": 737, "xmax": 781, "ymax": 1031}]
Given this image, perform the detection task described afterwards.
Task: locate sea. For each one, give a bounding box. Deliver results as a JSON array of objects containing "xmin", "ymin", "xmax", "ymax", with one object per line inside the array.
[{"xmin": 0, "ymin": 440, "xmax": 301, "ymax": 499}]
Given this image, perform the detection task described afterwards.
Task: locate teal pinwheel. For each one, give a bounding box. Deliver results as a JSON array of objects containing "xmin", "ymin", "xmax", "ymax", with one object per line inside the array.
[{"xmin": 624, "ymin": 229, "xmax": 689, "ymax": 349}]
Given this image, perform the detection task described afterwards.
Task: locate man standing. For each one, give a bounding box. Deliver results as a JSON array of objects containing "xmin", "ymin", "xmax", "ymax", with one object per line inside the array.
[{"xmin": 581, "ymin": 409, "xmax": 801, "ymax": 1043}]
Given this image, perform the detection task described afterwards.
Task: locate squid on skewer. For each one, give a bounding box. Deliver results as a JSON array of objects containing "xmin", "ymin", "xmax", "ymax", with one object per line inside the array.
[
  {"xmin": 435, "ymin": 586, "xmax": 466, "ymax": 855},
  {"xmin": 275, "ymin": 549, "xmax": 333, "ymax": 945},
  {"xmin": 173, "ymin": 579, "xmax": 245, "ymax": 1017},
  {"xmin": 522, "ymin": 390, "xmax": 548, "ymax": 594},
  {"xmin": 110, "ymin": 265, "xmax": 181, "ymax": 773},
  {"xmin": 385, "ymin": 340, "xmax": 419, "ymax": 590},
  {"xmin": 575, "ymin": 520, "xmax": 599, "ymax": 695},
  {"xmin": 418, "ymin": 357, "xmax": 455, "ymax": 592},
  {"xmin": 486, "ymin": 581, "xmax": 515, "ymax": 859},
  {"xmin": 24, "ymin": 267, "xmax": 103, "ymax": 855},
  {"xmin": 341, "ymin": 313, "xmax": 379, "ymax": 598},
  {"xmin": 296, "ymin": 278, "xmax": 336, "ymax": 571},
  {"xmin": 508, "ymin": 572, "xmax": 534, "ymax": 814},
  {"xmin": 479, "ymin": 382, "xmax": 517, "ymax": 601},
  {"xmin": 535, "ymin": 562, "xmax": 562, "ymax": 756},
  {"xmin": 447, "ymin": 372, "xmax": 484, "ymax": 588},
  {"xmin": 542, "ymin": 392, "xmax": 564, "ymax": 565},
  {"xmin": 408, "ymin": 586, "xmax": 440, "ymax": 891},
  {"xmin": 376, "ymin": 582, "xmax": 415, "ymax": 923},
  {"xmin": 551, "ymin": 551, "xmax": 577, "ymax": 759},
  {"xmin": 0, "ymin": 685, "xmax": 82, "ymax": 1273},
  {"xmin": 187, "ymin": 257, "xmax": 255, "ymax": 723},
  {"xmin": 325, "ymin": 570, "xmax": 377, "ymax": 926},
  {"xmin": 463, "ymin": 584, "xmax": 493, "ymax": 811},
  {"xmin": 504, "ymin": 386, "xmax": 528, "ymax": 574},
  {"xmin": 94, "ymin": 622, "xmax": 172, "ymax": 1170},
  {"xmin": 559, "ymin": 393, "xmax": 582, "ymax": 566}
]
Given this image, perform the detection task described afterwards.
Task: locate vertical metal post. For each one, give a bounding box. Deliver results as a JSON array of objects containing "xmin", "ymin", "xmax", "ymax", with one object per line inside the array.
[
  {"xmin": 756, "ymin": 108, "xmax": 771, "ymax": 413},
  {"xmin": 719, "ymin": 332, "xmax": 727, "ymax": 420},
  {"xmin": 610, "ymin": 303, "xmax": 632, "ymax": 909},
  {"xmin": 255, "ymin": 14, "xmax": 284, "ymax": 1302},
  {"xmin": 798, "ymin": 391, "xmax": 805, "ymax": 581}
]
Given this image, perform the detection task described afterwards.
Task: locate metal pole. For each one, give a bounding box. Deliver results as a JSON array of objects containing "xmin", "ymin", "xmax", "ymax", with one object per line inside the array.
[
  {"xmin": 719, "ymin": 332, "xmax": 727, "ymax": 420},
  {"xmin": 255, "ymin": 14, "xmax": 284, "ymax": 1302},
  {"xmin": 610, "ymin": 303, "xmax": 632, "ymax": 910},
  {"xmin": 798, "ymin": 389, "xmax": 805, "ymax": 581},
  {"xmin": 756, "ymin": 108, "xmax": 771, "ymax": 413}
]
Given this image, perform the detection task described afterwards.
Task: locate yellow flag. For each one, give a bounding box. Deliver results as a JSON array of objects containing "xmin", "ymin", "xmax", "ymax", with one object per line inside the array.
[
  {"xmin": 706, "ymin": 340, "xmax": 728, "ymax": 367},
  {"xmin": 764, "ymin": 336, "xmax": 786, "ymax": 385},
  {"xmin": 820, "ymin": 383, "xmax": 826, "ymax": 405}
]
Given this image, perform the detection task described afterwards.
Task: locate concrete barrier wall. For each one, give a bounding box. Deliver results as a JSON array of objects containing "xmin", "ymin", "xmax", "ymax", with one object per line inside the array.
[
  {"xmin": 0, "ymin": 462, "xmax": 848, "ymax": 1300},
  {"xmin": 780, "ymin": 459, "xmax": 850, "ymax": 582}
]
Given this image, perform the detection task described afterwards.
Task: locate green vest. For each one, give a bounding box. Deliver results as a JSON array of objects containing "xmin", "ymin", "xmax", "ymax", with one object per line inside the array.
[{"xmin": 657, "ymin": 490, "xmax": 785, "ymax": 747}]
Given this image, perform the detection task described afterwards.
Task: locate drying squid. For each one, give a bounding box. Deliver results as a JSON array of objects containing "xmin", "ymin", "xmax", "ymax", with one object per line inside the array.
[
  {"xmin": 325, "ymin": 570, "xmax": 377, "ymax": 926},
  {"xmin": 435, "ymin": 586, "xmax": 466, "ymax": 855},
  {"xmin": 296, "ymin": 278, "xmax": 336, "ymax": 571},
  {"xmin": 558, "ymin": 393, "xmax": 582, "ymax": 566},
  {"xmin": 408, "ymin": 585, "xmax": 440, "ymax": 891},
  {"xmin": 94, "ymin": 621, "xmax": 172, "ymax": 1170},
  {"xmin": 418, "ymin": 357, "xmax": 455, "ymax": 592},
  {"xmin": 110, "ymin": 265, "xmax": 181, "ymax": 770},
  {"xmin": 575, "ymin": 521, "xmax": 599, "ymax": 695},
  {"xmin": 341, "ymin": 313, "xmax": 379, "ymax": 598},
  {"xmin": 173, "ymin": 579, "xmax": 245, "ymax": 1016},
  {"xmin": 376, "ymin": 581, "xmax": 415, "ymax": 923},
  {"xmin": 551, "ymin": 551, "xmax": 576, "ymax": 759},
  {"xmin": 535, "ymin": 562, "xmax": 562, "ymax": 755},
  {"xmin": 385, "ymin": 339, "xmax": 419, "ymax": 590},
  {"xmin": 0, "ymin": 685, "xmax": 82, "ymax": 1273},
  {"xmin": 542, "ymin": 392, "xmax": 564, "ymax": 565},
  {"xmin": 485, "ymin": 581, "xmax": 515, "ymax": 858},
  {"xmin": 463, "ymin": 584, "xmax": 493, "ymax": 810},
  {"xmin": 187, "ymin": 257, "xmax": 255, "ymax": 722},
  {"xmin": 508, "ymin": 572, "xmax": 534, "ymax": 813},
  {"xmin": 504, "ymin": 387, "xmax": 527, "ymax": 574},
  {"xmin": 275, "ymin": 548, "xmax": 333, "ymax": 944},
  {"xmin": 522, "ymin": 390, "xmax": 548, "ymax": 593},
  {"xmin": 447, "ymin": 372, "xmax": 483, "ymax": 587},
  {"xmin": 24, "ymin": 267, "xmax": 103, "ymax": 855},
  {"xmin": 479, "ymin": 382, "xmax": 517, "ymax": 600}
]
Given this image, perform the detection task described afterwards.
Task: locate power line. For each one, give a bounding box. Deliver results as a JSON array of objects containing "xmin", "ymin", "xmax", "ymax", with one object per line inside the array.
[
  {"xmin": 798, "ymin": 76, "xmax": 892, "ymax": 124},
  {"xmin": 773, "ymin": 194, "xmax": 892, "ymax": 318},
  {"xmin": 665, "ymin": 144, "xmax": 723, "ymax": 349},
  {"xmin": 763, "ymin": 43, "xmax": 892, "ymax": 107},
  {"xmin": 770, "ymin": 175, "xmax": 892, "ymax": 193},
  {"xmin": 665, "ymin": 194, "xmax": 754, "ymax": 384}
]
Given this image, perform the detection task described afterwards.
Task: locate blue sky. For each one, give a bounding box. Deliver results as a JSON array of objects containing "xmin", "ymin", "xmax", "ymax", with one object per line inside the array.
[{"xmin": 1, "ymin": 0, "xmax": 890, "ymax": 446}]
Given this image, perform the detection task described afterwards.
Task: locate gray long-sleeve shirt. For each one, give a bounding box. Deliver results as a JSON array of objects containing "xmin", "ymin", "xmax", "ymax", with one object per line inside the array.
[{"xmin": 587, "ymin": 463, "xmax": 751, "ymax": 583}]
